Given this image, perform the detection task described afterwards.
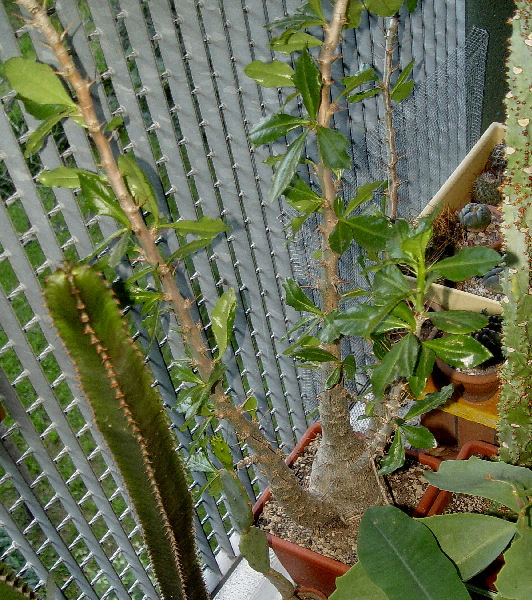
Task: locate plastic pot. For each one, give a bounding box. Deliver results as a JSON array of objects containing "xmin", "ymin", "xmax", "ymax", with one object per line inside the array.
[
  {"xmin": 434, "ymin": 357, "xmax": 500, "ymax": 403},
  {"xmin": 252, "ymin": 423, "xmax": 443, "ymax": 597}
]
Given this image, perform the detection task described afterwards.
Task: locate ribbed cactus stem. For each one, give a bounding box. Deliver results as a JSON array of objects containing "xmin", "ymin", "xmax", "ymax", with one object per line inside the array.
[
  {"xmin": 44, "ymin": 265, "xmax": 208, "ymax": 600},
  {"xmin": 498, "ymin": 1, "xmax": 532, "ymax": 467}
]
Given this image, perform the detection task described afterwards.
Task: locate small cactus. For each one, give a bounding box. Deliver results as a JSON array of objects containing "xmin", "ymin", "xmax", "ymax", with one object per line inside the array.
[
  {"xmin": 487, "ymin": 142, "xmax": 507, "ymax": 177},
  {"xmin": 482, "ymin": 266, "xmax": 504, "ymax": 293},
  {"xmin": 472, "ymin": 315, "xmax": 504, "ymax": 367},
  {"xmin": 473, "ymin": 172, "xmax": 502, "ymax": 205},
  {"xmin": 458, "ymin": 202, "xmax": 492, "ymax": 231}
]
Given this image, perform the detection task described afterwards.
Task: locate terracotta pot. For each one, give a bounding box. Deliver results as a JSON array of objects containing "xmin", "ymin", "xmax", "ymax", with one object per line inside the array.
[
  {"xmin": 295, "ymin": 586, "xmax": 328, "ymax": 600},
  {"xmin": 429, "ymin": 440, "xmax": 502, "ymax": 593},
  {"xmin": 252, "ymin": 423, "xmax": 443, "ymax": 597},
  {"xmin": 434, "ymin": 357, "xmax": 500, "ymax": 402}
]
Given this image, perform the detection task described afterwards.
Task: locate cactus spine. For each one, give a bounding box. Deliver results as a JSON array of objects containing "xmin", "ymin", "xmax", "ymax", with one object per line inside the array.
[
  {"xmin": 498, "ymin": 1, "xmax": 532, "ymax": 467},
  {"xmin": 43, "ymin": 265, "xmax": 208, "ymax": 600}
]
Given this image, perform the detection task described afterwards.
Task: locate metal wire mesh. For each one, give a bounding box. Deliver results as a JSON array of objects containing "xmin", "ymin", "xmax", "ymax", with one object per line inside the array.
[{"xmin": 0, "ymin": 0, "xmax": 484, "ymax": 598}]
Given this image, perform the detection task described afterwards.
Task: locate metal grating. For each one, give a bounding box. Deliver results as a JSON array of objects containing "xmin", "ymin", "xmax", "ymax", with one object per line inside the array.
[{"xmin": 0, "ymin": 0, "xmax": 484, "ymax": 598}]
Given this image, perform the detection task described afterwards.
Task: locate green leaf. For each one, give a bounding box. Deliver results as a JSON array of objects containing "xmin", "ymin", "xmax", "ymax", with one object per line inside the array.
[
  {"xmin": 284, "ymin": 177, "xmax": 323, "ymax": 218},
  {"xmin": 118, "ymin": 154, "xmax": 159, "ymax": 223},
  {"xmin": 338, "ymin": 68, "xmax": 378, "ymax": 101},
  {"xmin": 431, "ymin": 247, "xmax": 502, "ymax": 282},
  {"xmin": 344, "ymin": 180, "xmax": 386, "ymax": 217},
  {"xmin": 330, "ymin": 562, "xmax": 388, "ymax": 600},
  {"xmin": 220, "ymin": 470, "xmax": 253, "ymax": 532},
  {"xmin": 378, "ymin": 430, "xmax": 405, "ymax": 475},
  {"xmin": 364, "ymin": 0, "xmax": 404, "ymax": 17},
  {"xmin": 391, "ymin": 80, "xmax": 414, "ymax": 102},
  {"xmin": 283, "ymin": 278, "xmax": 321, "ymax": 314},
  {"xmin": 163, "ymin": 216, "xmax": 230, "ymax": 239},
  {"xmin": 173, "ymin": 363, "xmax": 203, "ymax": 385},
  {"xmin": 329, "ymin": 220, "xmax": 355, "ymax": 255},
  {"xmin": 345, "ymin": 0, "xmax": 365, "ymax": 29},
  {"xmin": 347, "ymin": 88, "xmax": 381, "ymax": 103},
  {"xmin": 211, "ymin": 288, "xmax": 237, "ymax": 358},
  {"xmin": 318, "ymin": 311, "xmax": 341, "ymax": 343},
  {"xmin": 348, "ymin": 214, "xmax": 392, "ymax": 251},
  {"xmin": 308, "ymin": 0, "xmax": 324, "ymax": 19},
  {"xmin": 407, "ymin": 0, "xmax": 418, "ymax": 11},
  {"xmin": 400, "ymin": 224, "xmax": 433, "ymax": 262},
  {"xmin": 4, "ymin": 57, "xmax": 76, "ymax": 108},
  {"xmin": 371, "ymin": 333, "xmax": 419, "ymax": 399},
  {"xmin": 211, "ymin": 435, "xmax": 234, "ymax": 470},
  {"xmin": 325, "ymin": 365, "xmax": 342, "ymax": 389},
  {"xmin": 108, "ymin": 231, "xmax": 131, "ymax": 268},
  {"xmin": 38, "ymin": 166, "xmax": 105, "ymax": 188},
  {"xmin": 16, "ymin": 96, "xmax": 71, "ymax": 120},
  {"xmin": 341, "ymin": 288, "xmax": 370, "ymax": 301},
  {"xmin": 373, "ymin": 314, "xmax": 411, "ymax": 334},
  {"xmin": 406, "ymin": 342, "xmax": 435, "ymax": 398},
  {"xmin": 400, "ymin": 425, "xmax": 436, "ymax": 449},
  {"xmin": 104, "ymin": 115, "xmax": 124, "ymax": 132},
  {"xmin": 359, "ymin": 506, "xmax": 471, "ymax": 600},
  {"xmin": 404, "ymin": 384, "xmax": 453, "ymax": 420},
  {"xmin": 424, "ymin": 456, "xmax": 532, "ymax": 513},
  {"xmin": 187, "ymin": 452, "xmax": 216, "ymax": 473},
  {"xmin": 244, "ymin": 60, "xmax": 295, "ymax": 87},
  {"xmin": 79, "ymin": 172, "xmax": 130, "ymax": 227},
  {"xmin": 169, "ymin": 238, "xmax": 212, "ymax": 260},
  {"xmin": 419, "ymin": 514, "xmax": 516, "ymax": 582},
  {"xmin": 289, "ymin": 346, "xmax": 338, "ymax": 363},
  {"xmin": 393, "ymin": 59, "xmax": 415, "ymax": 90},
  {"xmin": 343, "ymin": 355, "xmax": 357, "ymax": 380},
  {"xmin": 335, "ymin": 301, "xmax": 397, "ymax": 338},
  {"xmin": 391, "ymin": 301, "xmax": 417, "ymax": 331},
  {"xmin": 270, "ymin": 31, "xmax": 322, "ymax": 54},
  {"xmin": 239, "ymin": 526, "xmax": 271, "ymax": 574},
  {"xmin": 373, "ymin": 265, "xmax": 411, "ymax": 301},
  {"xmin": 269, "ymin": 130, "xmax": 309, "ymax": 202},
  {"xmin": 423, "ymin": 335, "xmax": 492, "ymax": 368},
  {"xmin": 249, "ymin": 113, "xmax": 309, "ymax": 146},
  {"xmin": 25, "ymin": 108, "xmax": 74, "ymax": 156},
  {"xmin": 316, "ymin": 127, "xmax": 351, "ymax": 170},
  {"xmin": 496, "ymin": 531, "xmax": 532, "ymax": 599},
  {"xmin": 428, "ymin": 311, "xmax": 489, "ymax": 334},
  {"xmin": 293, "ymin": 49, "xmax": 321, "ymax": 119}
]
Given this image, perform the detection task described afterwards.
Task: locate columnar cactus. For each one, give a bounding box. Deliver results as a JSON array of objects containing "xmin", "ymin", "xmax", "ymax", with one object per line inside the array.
[
  {"xmin": 44, "ymin": 265, "xmax": 208, "ymax": 600},
  {"xmin": 498, "ymin": 1, "xmax": 532, "ymax": 467}
]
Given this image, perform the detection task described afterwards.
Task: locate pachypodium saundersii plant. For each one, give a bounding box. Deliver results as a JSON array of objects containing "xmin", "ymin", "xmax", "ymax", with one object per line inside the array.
[
  {"xmin": 498, "ymin": 0, "xmax": 532, "ymax": 467},
  {"xmin": 4, "ymin": 0, "xmax": 501, "ymax": 589}
]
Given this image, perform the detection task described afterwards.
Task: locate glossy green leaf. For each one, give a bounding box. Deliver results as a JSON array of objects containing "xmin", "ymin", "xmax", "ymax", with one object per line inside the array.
[
  {"xmin": 249, "ymin": 113, "xmax": 310, "ymax": 146},
  {"xmin": 329, "ymin": 220, "xmax": 355, "ymax": 255},
  {"xmin": 373, "ymin": 265, "xmax": 411, "ymax": 301},
  {"xmin": 345, "ymin": 0, "xmax": 365, "ymax": 29},
  {"xmin": 108, "ymin": 231, "xmax": 131, "ymax": 268},
  {"xmin": 270, "ymin": 31, "xmax": 322, "ymax": 54},
  {"xmin": 316, "ymin": 126, "xmax": 351, "ymax": 170},
  {"xmin": 341, "ymin": 288, "xmax": 370, "ymax": 301},
  {"xmin": 79, "ymin": 172, "xmax": 130, "ymax": 227},
  {"xmin": 404, "ymin": 384, "xmax": 453, "ymax": 420},
  {"xmin": 220, "ymin": 470, "xmax": 253, "ymax": 532},
  {"xmin": 25, "ymin": 108, "xmax": 74, "ymax": 156},
  {"xmin": 269, "ymin": 130, "xmax": 309, "ymax": 202},
  {"xmin": 428, "ymin": 311, "xmax": 489, "ymax": 334},
  {"xmin": 169, "ymin": 238, "xmax": 212, "ymax": 260},
  {"xmin": 373, "ymin": 314, "xmax": 410, "ymax": 334},
  {"xmin": 293, "ymin": 49, "xmax": 321, "ymax": 119},
  {"xmin": 378, "ymin": 430, "xmax": 405, "ymax": 475},
  {"xmin": 407, "ymin": 343, "xmax": 436, "ymax": 398},
  {"xmin": 371, "ymin": 333, "xmax": 418, "ymax": 399},
  {"xmin": 407, "ymin": 0, "xmax": 418, "ymax": 11},
  {"xmin": 334, "ymin": 301, "xmax": 396, "ymax": 338},
  {"xmin": 339, "ymin": 68, "xmax": 378, "ymax": 101},
  {"xmin": 423, "ymin": 335, "xmax": 492, "ymax": 368},
  {"xmin": 400, "ymin": 425, "xmax": 436, "ymax": 449},
  {"xmin": 330, "ymin": 563, "xmax": 388, "ymax": 600},
  {"xmin": 400, "ymin": 224, "xmax": 433, "ymax": 262},
  {"xmin": 211, "ymin": 288, "xmax": 237, "ymax": 358},
  {"xmin": 38, "ymin": 166, "xmax": 105, "ymax": 188},
  {"xmin": 308, "ymin": 0, "xmax": 324, "ymax": 19},
  {"xmin": 16, "ymin": 96, "xmax": 70, "ymax": 120},
  {"xmin": 318, "ymin": 311, "xmax": 341, "ymax": 343},
  {"xmin": 239, "ymin": 526, "xmax": 271, "ymax": 574},
  {"xmin": 365, "ymin": 0, "xmax": 404, "ymax": 17},
  {"xmin": 283, "ymin": 278, "xmax": 321, "ymax": 314},
  {"xmin": 266, "ymin": 5, "xmax": 324, "ymax": 32},
  {"xmin": 391, "ymin": 80, "xmax": 414, "ymax": 102},
  {"xmin": 173, "ymin": 363, "xmax": 203, "ymax": 385},
  {"xmin": 104, "ymin": 115, "xmax": 123, "ymax": 132},
  {"xmin": 419, "ymin": 514, "xmax": 516, "ymax": 582},
  {"xmin": 391, "ymin": 301, "xmax": 417, "ymax": 330},
  {"xmin": 163, "ymin": 216, "xmax": 230, "ymax": 239},
  {"xmin": 348, "ymin": 214, "xmax": 392, "ymax": 251},
  {"xmin": 344, "ymin": 180, "xmax": 386, "ymax": 217},
  {"xmin": 343, "ymin": 355, "xmax": 357, "ymax": 380},
  {"xmin": 325, "ymin": 365, "xmax": 342, "ymax": 389},
  {"xmin": 289, "ymin": 346, "xmax": 338, "ymax": 363},
  {"xmin": 393, "ymin": 59, "xmax": 415, "ymax": 90},
  {"xmin": 359, "ymin": 506, "xmax": 471, "ymax": 600},
  {"xmin": 118, "ymin": 154, "xmax": 159, "ymax": 223},
  {"xmin": 187, "ymin": 452, "xmax": 216, "ymax": 473},
  {"xmin": 424, "ymin": 456, "xmax": 532, "ymax": 513},
  {"xmin": 347, "ymin": 87, "xmax": 381, "ymax": 104},
  {"xmin": 244, "ymin": 60, "xmax": 295, "ymax": 87},
  {"xmin": 432, "ymin": 247, "xmax": 501, "ymax": 282},
  {"xmin": 4, "ymin": 57, "xmax": 76, "ymax": 108},
  {"xmin": 284, "ymin": 176, "xmax": 322, "ymax": 211},
  {"xmin": 211, "ymin": 435, "xmax": 234, "ymax": 470},
  {"xmin": 496, "ymin": 531, "xmax": 532, "ymax": 599}
]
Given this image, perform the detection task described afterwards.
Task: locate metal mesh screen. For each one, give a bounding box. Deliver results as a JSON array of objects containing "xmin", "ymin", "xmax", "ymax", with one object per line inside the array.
[{"xmin": 0, "ymin": 0, "xmax": 484, "ymax": 598}]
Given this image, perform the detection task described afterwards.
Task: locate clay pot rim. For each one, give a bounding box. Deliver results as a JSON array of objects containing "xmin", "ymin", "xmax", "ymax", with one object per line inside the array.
[{"xmin": 434, "ymin": 356, "xmax": 501, "ymax": 385}]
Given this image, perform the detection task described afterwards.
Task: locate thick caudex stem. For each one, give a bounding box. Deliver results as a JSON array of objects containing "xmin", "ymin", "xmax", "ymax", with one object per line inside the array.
[
  {"xmin": 44, "ymin": 265, "xmax": 208, "ymax": 600},
  {"xmin": 498, "ymin": 1, "xmax": 532, "ymax": 467}
]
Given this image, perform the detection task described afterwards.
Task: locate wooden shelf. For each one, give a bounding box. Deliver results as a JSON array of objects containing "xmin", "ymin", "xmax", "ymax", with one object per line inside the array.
[{"xmin": 425, "ymin": 376, "xmax": 499, "ymax": 430}]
